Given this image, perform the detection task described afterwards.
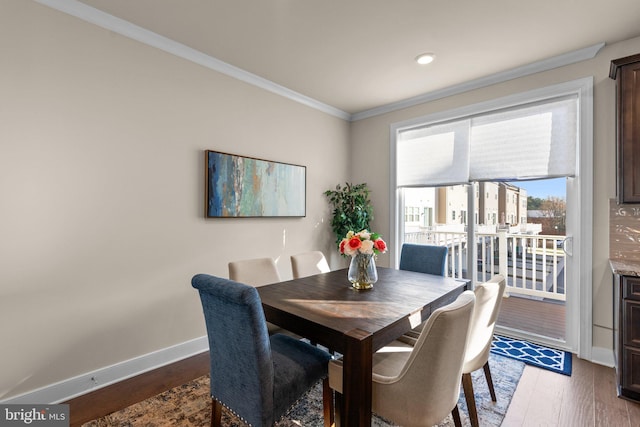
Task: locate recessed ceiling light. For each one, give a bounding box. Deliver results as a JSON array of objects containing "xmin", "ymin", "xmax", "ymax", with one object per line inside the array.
[{"xmin": 415, "ymin": 53, "xmax": 435, "ymax": 65}]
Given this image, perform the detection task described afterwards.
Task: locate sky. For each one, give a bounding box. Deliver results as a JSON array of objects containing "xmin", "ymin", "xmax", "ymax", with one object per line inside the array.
[{"xmin": 508, "ymin": 177, "xmax": 566, "ymax": 199}]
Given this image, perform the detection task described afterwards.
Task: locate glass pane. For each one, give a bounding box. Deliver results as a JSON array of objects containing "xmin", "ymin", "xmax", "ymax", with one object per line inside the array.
[
  {"xmin": 402, "ymin": 186, "xmax": 469, "ymax": 279},
  {"xmin": 400, "ymin": 178, "xmax": 567, "ymax": 291}
]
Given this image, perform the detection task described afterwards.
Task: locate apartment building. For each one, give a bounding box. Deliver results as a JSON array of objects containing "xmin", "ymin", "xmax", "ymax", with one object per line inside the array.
[{"xmin": 405, "ymin": 182, "xmax": 527, "ymax": 229}]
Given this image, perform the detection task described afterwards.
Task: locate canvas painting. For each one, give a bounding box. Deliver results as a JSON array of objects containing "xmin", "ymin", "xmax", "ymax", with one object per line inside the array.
[{"xmin": 205, "ymin": 150, "xmax": 306, "ymax": 217}]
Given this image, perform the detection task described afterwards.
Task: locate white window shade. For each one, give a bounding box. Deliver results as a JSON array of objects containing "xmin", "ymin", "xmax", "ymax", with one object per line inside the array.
[
  {"xmin": 397, "ymin": 121, "xmax": 470, "ymax": 187},
  {"xmin": 469, "ymin": 96, "xmax": 578, "ymax": 181},
  {"xmin": 395, "ymin": 95, "xmax": 578, "ymax": 187}
]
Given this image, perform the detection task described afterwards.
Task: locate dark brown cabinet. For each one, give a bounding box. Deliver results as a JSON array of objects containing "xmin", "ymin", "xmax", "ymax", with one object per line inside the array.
[
  {"xmin": 610, "ymin": 54, "xmax": 640, "ymax": 203},
  {"xmin": 614, "ymin": 275, "xmax": 640, "ymax": 401}
]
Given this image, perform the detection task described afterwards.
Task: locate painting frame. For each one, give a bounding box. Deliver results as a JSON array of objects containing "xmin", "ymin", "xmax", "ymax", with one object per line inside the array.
[{"xmin": 205, "ymin": 150, "xmax": 306, "ymax": 218}]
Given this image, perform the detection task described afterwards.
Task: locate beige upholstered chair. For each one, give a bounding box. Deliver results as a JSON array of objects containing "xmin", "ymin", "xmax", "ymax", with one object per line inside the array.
[
  {"xmin": 228, "ymin": 257, "xmax": 281, "ymax": 287},
  {"xmin": 290, "ymin": 251, "xmax": 330, "ymax": 279},
  {"xmin": 328, "ymin": 291, "xmax": 476, "ymax": 427},
  {"xmin": 228, "ymin": 257, "xmax": 286, "ymax": 335},
  {"xmin": 461, "ymin": 274, "xmax": 506, "ymax": 427}
]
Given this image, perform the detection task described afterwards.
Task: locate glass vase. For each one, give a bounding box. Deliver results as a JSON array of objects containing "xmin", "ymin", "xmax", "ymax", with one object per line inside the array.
[{"xmin": 348, "ymin": 253, "xmax": 378, "ymax": 290}]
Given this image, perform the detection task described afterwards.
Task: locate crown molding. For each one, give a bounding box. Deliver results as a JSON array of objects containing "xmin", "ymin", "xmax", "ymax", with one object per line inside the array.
[
  {"xmin": 34, "ymin": 0, "xmax": 351, "ymax": 121},
  {"xmin": 35, "ymin": 1, "xmax": 605, "ymax": 123},
  {"xmin": 351, "ymin": 42, "xmax": 605, "ymax": 121}
]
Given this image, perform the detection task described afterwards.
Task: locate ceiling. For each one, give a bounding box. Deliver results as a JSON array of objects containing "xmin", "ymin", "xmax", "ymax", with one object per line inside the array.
[{"xmin": 63, "ymin": 1, "xmax": 640, "ymax": 117}]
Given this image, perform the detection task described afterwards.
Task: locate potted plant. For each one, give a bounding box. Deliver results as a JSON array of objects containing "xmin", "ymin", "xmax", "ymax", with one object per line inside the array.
[{"xmin": 324, "ymin": 182, "xmax": 374, "ymax": 245}]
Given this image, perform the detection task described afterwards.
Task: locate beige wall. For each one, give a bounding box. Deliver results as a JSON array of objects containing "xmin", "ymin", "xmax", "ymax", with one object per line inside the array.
[
  {"xmin": 350, "ymin": 36, "xmax": 640, "ymax": 357},
  {"xmin": 0, "ymin": 1, "xmax": 349, "ymax": 400}
]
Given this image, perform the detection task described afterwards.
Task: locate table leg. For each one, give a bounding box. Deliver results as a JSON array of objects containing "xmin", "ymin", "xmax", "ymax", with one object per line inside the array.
[{"xmin": 340, "ymin": 328, "xmax": 373, "ymax": 427}]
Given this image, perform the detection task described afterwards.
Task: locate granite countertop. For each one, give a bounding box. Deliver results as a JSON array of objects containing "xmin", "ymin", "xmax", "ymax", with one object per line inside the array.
[{"xmin": 610, "ymin": 259, "xmax": 640, "ymax": 277}]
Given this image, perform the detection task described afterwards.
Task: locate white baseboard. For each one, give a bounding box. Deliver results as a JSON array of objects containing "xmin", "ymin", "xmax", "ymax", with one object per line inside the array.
[
  {"xmin": 1, "ymin": 337, "xmax": 615, "ymax": 404},
  {"xmin": 1, "ymin": 336, "xmax": 209, "ymax": 404},
  {"xmin": 590, "ymin": 346, "xmax": 615, "ymax": 368}
]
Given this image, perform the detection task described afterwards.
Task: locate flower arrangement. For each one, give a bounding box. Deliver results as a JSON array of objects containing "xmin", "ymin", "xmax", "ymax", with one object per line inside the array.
[{"xmin": 339, "ymin": 230, "xmax": 387, "ymax": 257}]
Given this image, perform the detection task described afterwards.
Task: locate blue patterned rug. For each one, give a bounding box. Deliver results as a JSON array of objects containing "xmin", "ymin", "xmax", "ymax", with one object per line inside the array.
[{"xmin": 491, "ymin": 335, "xmax": 572, "ymax": 376}]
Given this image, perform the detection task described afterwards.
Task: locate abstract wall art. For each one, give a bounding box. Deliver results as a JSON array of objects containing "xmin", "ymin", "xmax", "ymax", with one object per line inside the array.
[{"xmin": 205, "ymin": 150, "xmax": 306, "ymax": 217}]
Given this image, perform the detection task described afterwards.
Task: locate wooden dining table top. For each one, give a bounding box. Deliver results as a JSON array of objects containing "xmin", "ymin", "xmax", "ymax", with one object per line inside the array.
[{"xmin": 257, "ymin": 266, "xmax": 469, "ymax": 352}]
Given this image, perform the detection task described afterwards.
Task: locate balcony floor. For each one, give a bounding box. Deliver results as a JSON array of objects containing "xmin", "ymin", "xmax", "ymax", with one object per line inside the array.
[{"xmin": 497, "ymin": 294, "xmax": 565, "ymax": 340}]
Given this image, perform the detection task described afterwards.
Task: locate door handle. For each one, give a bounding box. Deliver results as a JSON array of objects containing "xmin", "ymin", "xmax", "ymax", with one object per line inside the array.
[{"xmin": 561, "ymin": 236, "xmax": 573, "ymax": 256}]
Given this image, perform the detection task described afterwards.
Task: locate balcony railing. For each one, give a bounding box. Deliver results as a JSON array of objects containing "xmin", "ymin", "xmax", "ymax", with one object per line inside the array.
[{"xmin": 404, "ymin": 228, "xmax": 566, "ymax": 301}]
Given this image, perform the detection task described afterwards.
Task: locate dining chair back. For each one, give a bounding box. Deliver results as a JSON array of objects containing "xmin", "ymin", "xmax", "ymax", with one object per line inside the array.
[
  {"xmin": 328, "ymin": 290, "xmax": 476, "ymax": 427},
  {"xmin": 399, "ymin": 243, "xmax": 448, "ymax": 276},
  {"xmin": 461, "ymin": 274, "xmax": 506, "ymax": 427},
  {"xmin": 228, "ymin": 257, "xmax": 281, "ymax": 286},
  {"xmin": 192, "ymin": 274, "xmax": 333, "ymax": 427},
  {"xmin": 228, "ymin": 257, "xmax": 293, "ymax": 336},
  {"xmin": 290, "ymin": 251, "xmax": 330, "ymax": 278},
  {"xmin": 399, "ymin": 243, "xmax": 450, "ymax": 340}
]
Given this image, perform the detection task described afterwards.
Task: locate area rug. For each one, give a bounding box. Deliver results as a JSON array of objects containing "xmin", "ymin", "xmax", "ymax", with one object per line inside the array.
[
  {"xmin": 490, "ymin": 334, "xmax": 572, "ymax": 376},
  {"xmin": 82, "ymin": 353, "xmax": 523, "ymax": 427}
]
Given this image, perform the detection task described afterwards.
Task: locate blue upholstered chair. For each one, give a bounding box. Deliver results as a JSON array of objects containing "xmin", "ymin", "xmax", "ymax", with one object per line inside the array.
[
  {"xmin": 192, "ymin": 274, "xmax": 333, "ymax": 427},
  {"xmin": 399, "ymin": 243, "xmax": 449, "ymax": 341},
  {"xmin": 399, "ymin": 243, "xmax": 448, "ymax": 276}
]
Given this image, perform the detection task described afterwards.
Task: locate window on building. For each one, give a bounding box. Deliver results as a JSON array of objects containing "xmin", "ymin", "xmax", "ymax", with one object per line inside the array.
[{"xmin": 405, "ymin": 206, "xmax": 422, "ymax": 222}]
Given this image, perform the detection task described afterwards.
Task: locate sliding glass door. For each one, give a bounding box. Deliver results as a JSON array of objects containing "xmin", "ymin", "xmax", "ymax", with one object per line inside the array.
[{"xmin": 390, "ymin": 78, "xmax": 593, "ymax": 356}]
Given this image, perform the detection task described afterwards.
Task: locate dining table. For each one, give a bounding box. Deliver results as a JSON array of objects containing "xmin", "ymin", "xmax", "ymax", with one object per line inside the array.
[{"xmin": 256, "ymin": 266, "xmax": 470, "ymax": 427}]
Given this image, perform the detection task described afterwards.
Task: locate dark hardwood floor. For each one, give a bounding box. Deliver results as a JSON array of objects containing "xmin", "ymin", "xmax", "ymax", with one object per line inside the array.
[
  {"xmin": 66, "ymin": 351, "xmax": 640, "ymax": 427},
  {"xmin": 64, "ymin": 352, "xmax": 209, "ymax": 427}
]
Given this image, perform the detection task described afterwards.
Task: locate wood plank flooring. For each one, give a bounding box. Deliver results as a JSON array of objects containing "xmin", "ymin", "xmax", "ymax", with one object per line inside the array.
[
  {"xmin": 498, "ymin": 295, "xmax": 565, "ymax": 340},
  {"xmin": 503, "ymin": 355, "xmax": 640, "ymax": 426},
  {"xmin": 66, "ymin": 351, "xmax": 640, "ymax": 426},
  {"xmin": 64, "ymin": 352, "xmax": 209, "ymax": 427}
]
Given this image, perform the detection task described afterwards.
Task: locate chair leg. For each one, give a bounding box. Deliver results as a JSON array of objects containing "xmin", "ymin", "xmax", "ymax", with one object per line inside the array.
[
  {"xmin": 211, "ymin": 398, "xmax": 222, "ymax": 427},
  {"xmin": 462, "ymin": 373, "xmax": 479, "ymax": 427},
  {"xmin": 451, "ymin": 404, "xmax": 463, "ymax": 427},
  {"xmin": 483, "ymin": 361, "xmax": 497, "ymax": 401},
  {"xmin": 322, "ymin": 378, "xmax": 334, "ymax": 427}
]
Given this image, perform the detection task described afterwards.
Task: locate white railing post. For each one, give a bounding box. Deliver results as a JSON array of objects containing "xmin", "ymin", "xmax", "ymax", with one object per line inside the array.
[
  {"xmin": 497, "ymin": 230, "xmax": 509, "ymax": 292},
  {"xmin": 403, "ymin": 229, "xmax": 565, "ymax": 301}
]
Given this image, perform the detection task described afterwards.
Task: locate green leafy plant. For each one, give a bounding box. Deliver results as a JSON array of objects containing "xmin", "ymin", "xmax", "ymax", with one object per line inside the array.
[{"xmin": 324, "ymin": 183, "xmax": 374, "ymax": 246}]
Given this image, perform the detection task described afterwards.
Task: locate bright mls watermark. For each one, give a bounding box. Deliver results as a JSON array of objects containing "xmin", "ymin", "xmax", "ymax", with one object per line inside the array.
[{"xmin": 0, "ymin": 405, "xmax": 69, "ymax": 426}]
